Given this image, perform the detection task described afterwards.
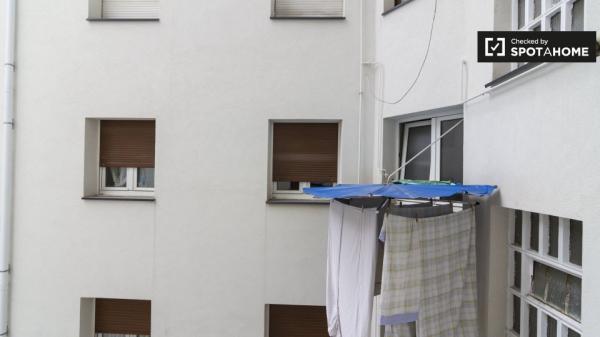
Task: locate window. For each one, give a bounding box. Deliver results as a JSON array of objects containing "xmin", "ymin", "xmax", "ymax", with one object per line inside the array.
[
  {"xmin": 398, "ymin": 115, "xmax": 463, "ymax": 183},
  {"xmin": 513, "ymin": 0, "xmax": 583, "ymax": 32},
  {"xmin": 271, "ymin": 122, "xmax": 338, "ymax": 200},
  {"xmin": 94, "ymin": 298, "xmax": 151, "ymax": 337},
  {"xmin": 89, "ymin": 0, "xmax": 159, "ymax": 20},
  {"xmin": 272, "ymin": 0, "xmax": 343, "ymax": 18},
  {"xmin": 508, "ymin": 209, "xmax": 583, "ymax": 337},
  {"xmin": 99, "ymin": 120, "xmax": 155, "ymax": 197},
  {"xmin": 267, "ymin": 305, "xmax": 327, "ymax": 337}
]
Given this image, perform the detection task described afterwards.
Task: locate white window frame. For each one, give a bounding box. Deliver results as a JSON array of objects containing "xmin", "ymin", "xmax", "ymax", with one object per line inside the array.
[
  {"xmin": 511, "ymin": 0, "xmax": 581, "ymax": 70},
  {"xmin": 399, "ymin": 114, "xmax": 463, "ymax": 182},
  {"xmin": 99, "ymin": 167, "xmax": 155, "ymax": 197},
  {"xmin": 507, "ymin": 209, "xmax": 583, "ymax": 337}
]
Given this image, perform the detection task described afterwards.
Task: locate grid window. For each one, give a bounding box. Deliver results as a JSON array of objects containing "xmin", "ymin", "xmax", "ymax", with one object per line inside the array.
[
  {"xmin": 508, "ymin": 209, "xmax": 583, "ymax": 337},
  {"xmin": 272, "ymin": 0, "xmax": 343, "ymax": 18},
  {"xmin": 514, "ymin": 0, "xmax": 584, "ymax": 32}
]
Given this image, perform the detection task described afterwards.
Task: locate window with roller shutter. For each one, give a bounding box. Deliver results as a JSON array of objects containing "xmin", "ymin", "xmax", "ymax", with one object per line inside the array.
[
  {"xmin": 94, "ymin": 299, "xmax": 151, "ymax": 337},
  {"xmin": 268, "ymin": 305, "xmax": 328, "ymax": 337},
  {"xmin": 271, "ymin": 0, "xmax": 344, "ymax": 18},
  {"xmin": 271, "ymin": 122, "xmax": 339, "ymax": 200},
  {"xmin": 99, "ymin": 120, "xmax": 156, "ymax": 196}
]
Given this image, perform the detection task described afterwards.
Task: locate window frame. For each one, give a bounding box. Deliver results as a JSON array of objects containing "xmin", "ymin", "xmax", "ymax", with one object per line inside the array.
[
  {"xmin": 507, "ymin": 209, "xmax": 583, "ymax": 337},
  {"xmin": 99, "ymin": 167, "xmax": 155, "ymax": 197},
  {"xmin": 399, "ymin": 114, "xmax": 463, "ymax": 182}
]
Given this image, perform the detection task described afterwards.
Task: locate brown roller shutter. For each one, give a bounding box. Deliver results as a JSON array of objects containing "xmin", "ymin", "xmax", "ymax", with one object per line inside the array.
[
  {"xmin": 100, "ymin": 120, "xmax": 155, "ymax": 168},
  {"xmin": 272, "ymin": 123, "xmax": 338, "ymax": 183},
  {"xmin": 95, "ymin": 298, "xmax": 151, "ymax": 335},
  {"xmin": 269, "ymin": 305, "xmax": 328, "ymax": 337}
]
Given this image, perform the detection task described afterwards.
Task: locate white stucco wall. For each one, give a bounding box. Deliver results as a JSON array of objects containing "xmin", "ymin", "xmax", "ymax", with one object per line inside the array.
[{"xmin": 5, "ymin": 0, "xmax": 362, "ymax": 336}]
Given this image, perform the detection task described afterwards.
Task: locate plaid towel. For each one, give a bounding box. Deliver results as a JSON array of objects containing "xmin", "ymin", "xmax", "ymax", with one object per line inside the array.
[{"xmin": 380, "ymin": 209, "xmax": 478, "ymax": 337}]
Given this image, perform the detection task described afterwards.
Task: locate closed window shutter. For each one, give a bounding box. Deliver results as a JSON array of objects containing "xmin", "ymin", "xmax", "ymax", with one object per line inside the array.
[
  {"xmin": 100, "ymin": 120, "xmax": 155, "ymax": 168},
  {"xmin": 272, "ymin": 123, "xmax": 338, "ymax": 183},
  {"xmin": 273, "ymin": 0, "xmax": 344, "ymax": 17},
  {"xmin": 102, "ymin": 0, "xmax": 159, "ymax": 19},
  {"xmin": 268, "ymin": 305, "xmax": 328, "ymax": 337},
  {"xmin": 95, "ymin": 299, "xmax": 151, "ymax": 335}
]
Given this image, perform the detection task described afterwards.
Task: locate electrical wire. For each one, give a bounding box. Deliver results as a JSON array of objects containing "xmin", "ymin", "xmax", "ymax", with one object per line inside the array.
[{"xmin": 374, "ymin": 0, "xmax": 438, "ymax": 105}]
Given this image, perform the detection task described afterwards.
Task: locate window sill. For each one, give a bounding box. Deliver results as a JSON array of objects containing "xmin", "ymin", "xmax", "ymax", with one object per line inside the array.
[
  {"xmin": 87, "ymin": 18, "xmax": 160, "ymax": 22},
  {"xmin": 270, "ymin": 16, "xmax": 345, "ymax": 20},
  {"xmin": 484, "ymin": 62, "xmax": 543, "ymax": 88},
  {"xmin": 382, "ymin": 0, "xmax": 416, "ymax": 16},
  {"xmin": 266, "ymin": 199, "xmax": 330, "ymax": 205},
  {"xmin": 82, "ymin": 195, "xmax": 156, "ymax": 202}
]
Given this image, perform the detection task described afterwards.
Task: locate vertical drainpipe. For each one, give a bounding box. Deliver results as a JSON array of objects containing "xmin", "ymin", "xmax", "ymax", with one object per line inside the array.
[{"xmin": 1, "ymin": 0, "xmax": 16, "ymax": 334}]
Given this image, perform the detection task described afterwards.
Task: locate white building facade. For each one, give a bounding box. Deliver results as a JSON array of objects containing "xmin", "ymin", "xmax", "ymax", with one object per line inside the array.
[{"xmin": 0, "ymin": 0, "xmax": 598, "ymax": 336}]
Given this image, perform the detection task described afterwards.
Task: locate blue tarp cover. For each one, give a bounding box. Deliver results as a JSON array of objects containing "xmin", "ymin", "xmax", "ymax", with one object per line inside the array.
[{"xmin": 303, "ymin": 183, "xmax": 496, "ymax": 199}]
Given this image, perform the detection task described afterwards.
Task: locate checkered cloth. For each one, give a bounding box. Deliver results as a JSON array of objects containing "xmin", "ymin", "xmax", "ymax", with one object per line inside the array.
[{"xmin": 380, "ymin": 209, "xmax": 478, "ymax": 337}]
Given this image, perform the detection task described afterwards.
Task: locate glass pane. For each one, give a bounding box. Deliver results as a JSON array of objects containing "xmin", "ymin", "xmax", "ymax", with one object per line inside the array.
[
  {"xmin": 534, "ymin": 0, "xmax": 541, "ymax": 17},
  {"xmin": 532, "ymin": 24, "xmax": 541, "ymax": 31},
  {"xmin": 529, "ymin": 305, "xmax": 537, "ymax": 337},
  {"xmin": 546, "ymin": 266, "xmax": 567, "ymax": 312},
  {"xmin": 532, "ymin": 261, "xmax": 547, "ymax": 299},
  {"xmin": 548, "ymin": 216, "xmax": 559, "ymax": 257},
  {"xmin": 137, "ymin": 168, "xmax": 155, "ymax": 188},
  {"xmin": 514, "ymin": 251, "xmax": 522, "ymax": 289},
  {"xmin": 513, "ymin": 295, "xmax": 521, "ymax": 333},
  {"xmin": 276, "ymin": 182, "xmax": 300, "ymax": 191},
  {"xmin": 551, "ymin": 12, "xmax": 562, "ymax": 31},
  {"xmin": 568, "ymin": 329, "xmax": 581, "ymax": 337},
  {"xmin": 440, "ymin": 119, "xmax": 463, "ymax": 183},
  {"xmin": 572, "ymin": 0, "xmax": 584, "ymax": 31},
  {"xmin": 105, "ymin": 167, "xmax": 127, "ymax": 188},
  {"xmin": 547, "ymin": 316, "xmax": 557, "ymax": 337},
  {"xmin": 518, "ymin": 0, "xmax": 526, "ymax": 28},
  {"xmin": 515, "ymin": 210, "xmax": 523, "ymax": 246},
  {"xmin": 530, "ymin": 213, "xmax": 539, "ymax": 251},
  {"xmin": 567, "ymin": 274, "xmax": 582, "ymax": 320},
  {"xmin": 532, "ymin": 262, "xmax": 582, "ymax": 320},
  {"xmin": 569, "ymin": 220, "xmax": 582, "ymax": 266},
  {"xmin": 403, "ymin": 124, "xmax": 431, "ymax": 180}
]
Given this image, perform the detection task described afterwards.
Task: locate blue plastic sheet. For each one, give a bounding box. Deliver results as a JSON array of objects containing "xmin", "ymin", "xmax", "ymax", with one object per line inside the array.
[{"xmin": 303, "ymin": 183, "xmax": 496, "ymax": 199}]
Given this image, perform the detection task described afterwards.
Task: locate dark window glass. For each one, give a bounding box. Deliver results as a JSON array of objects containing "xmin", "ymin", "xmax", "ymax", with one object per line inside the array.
[
  {"xmin": 439, "ymin": 119, "xmax": 463, "ymax": 183},
  {"xmin": 534, "ymin": 0, "xmax": 541, "ymax": 17},
  {"xmin": 551, "ymin": 12, "xmax": 562, "ymax": 31},
  {"xmin": 548, "ymin": 216, "xmax": 559, "ymax": 257},
  {"xmin": 568, "ymin": 329, "xmax": 581, "ymax": 337},
  {"xmin": 515, "ymin": 210, "xmax": 522, "ymax": 246},
  {"xmin": 529, "ymin": 305, "xmax": 537, "ymax": 337},
  {"xmin": 569, "ymin": 219, "xmax": 582, "ymax": 266},
  {"xmin": 572, "ymin": 0, "xmax": 584, "ymax": 31},
  {"xmin": 403, "ymin": 124, "xmax": 431, "ymax": 180},
  {"xmin": 547, "ymin": 316, "xmax": 557, "ymax": 337},
  {"xmin": 276, "ymin": 182, "xmax": 300, "ymax": 191},
  {"xmin": 514, "ymin": 252, "xmax": 522, "ymax": 290},
  {"xmin": 531, "ymin": 213, "xmax": 539, "ymax": 251},
  {"xmin": 518, "ymin": 0, "xmax": 526, "ymax": 28},
  {"xmin": 532, "ymin": 24, "xmax": 542, "ymax": 31},
  {"xmin": 567, "ymin": 274, "xmax": 582, "ymax": 320},
  {"xmin": 513, "ymin": 296, "xmax": 521, "ymax": 333},
  {"xmin": 532, "ymin": 262, "xmax": 581, "ymax": 320}
]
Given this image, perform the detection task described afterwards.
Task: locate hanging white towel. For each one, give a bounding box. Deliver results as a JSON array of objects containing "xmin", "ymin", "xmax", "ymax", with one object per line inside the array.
[
  {"xmin": 327, "ymin": 200, "xmax": 379, "ymax": 337},
  {"xmin": 380, "ymin": 209, "xmax": 478, "ymax": 337}
]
